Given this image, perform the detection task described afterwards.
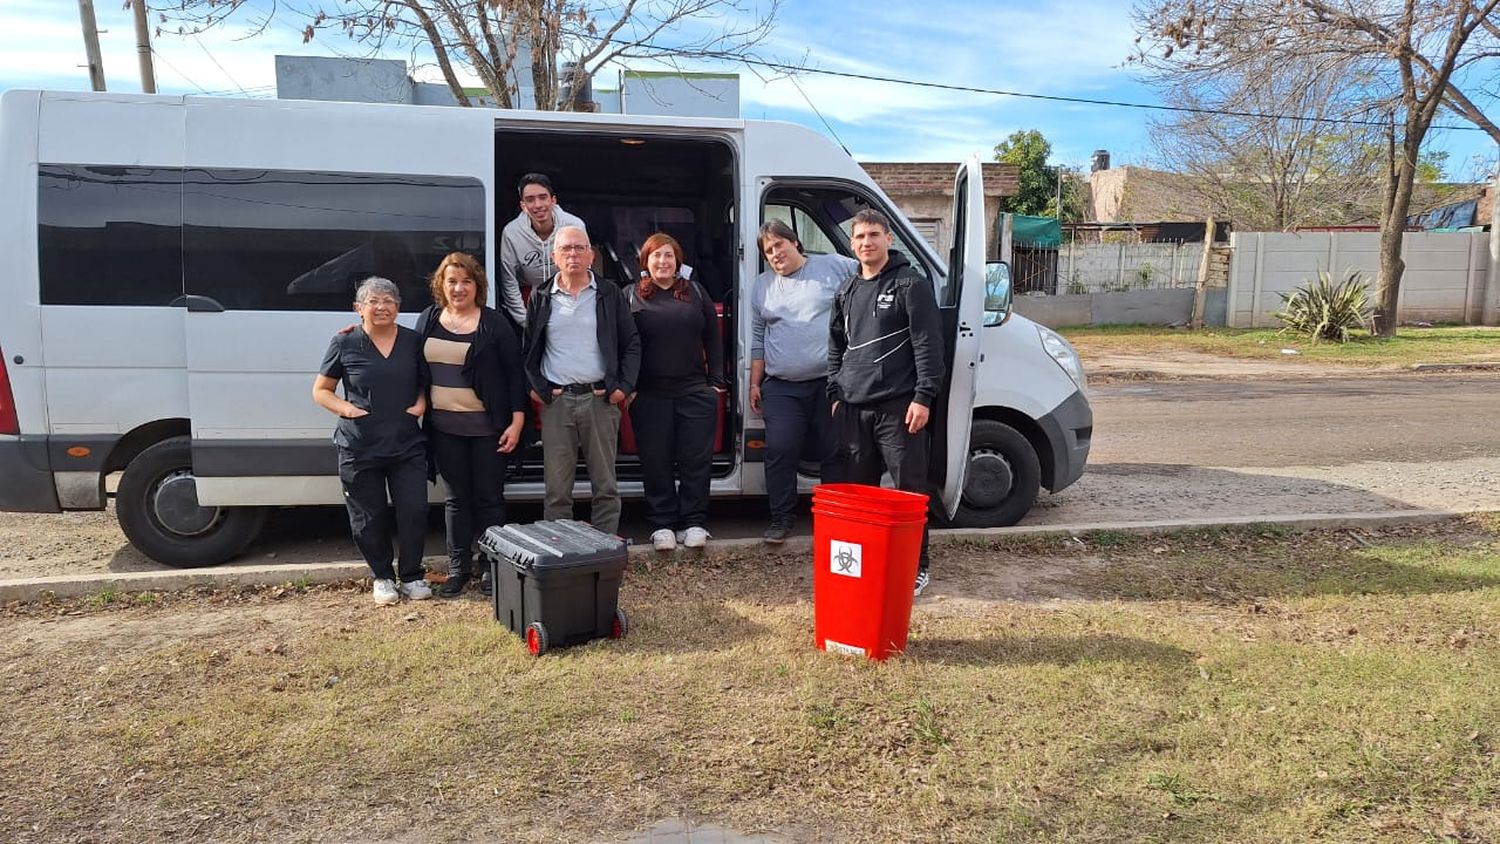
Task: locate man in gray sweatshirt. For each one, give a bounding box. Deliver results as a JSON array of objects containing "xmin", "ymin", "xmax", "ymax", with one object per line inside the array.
[
  {"xmin": 749, "ymin": 219, "xmax": 857, "ymax": 544},
  {"xmin": 498, "ymin": 173, "xmax": 588, "ymax": 328}
]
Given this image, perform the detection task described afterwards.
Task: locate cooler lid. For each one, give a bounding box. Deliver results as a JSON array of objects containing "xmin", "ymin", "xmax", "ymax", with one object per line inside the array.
[{"xmin": 479, "ymin": 519, "xmax": 626, "ymax": 571}]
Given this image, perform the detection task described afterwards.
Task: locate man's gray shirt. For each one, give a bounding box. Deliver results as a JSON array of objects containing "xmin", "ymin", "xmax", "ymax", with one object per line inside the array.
[
  {"xmin": 498, "ymin": 206, "xmax": 588, "ymax": 328},
  {"xmin": 750, "ymin": 252, "xmax": 858, "ymax": 382},
  {"xmin": 541, "ymin": 275, "xmax": 606, "ymax": 386}
]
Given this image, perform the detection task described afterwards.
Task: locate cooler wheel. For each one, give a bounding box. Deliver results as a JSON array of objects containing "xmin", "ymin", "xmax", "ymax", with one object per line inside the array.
[
  {"xmin": 525, "ymin": 621, "xmax": 549, "ymax": 656},
  {"xmin": 611, "ymin": 607, "xmax": 630, "ymax": 639}
]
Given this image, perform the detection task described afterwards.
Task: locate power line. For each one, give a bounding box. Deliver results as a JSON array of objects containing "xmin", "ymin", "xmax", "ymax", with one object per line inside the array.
[
  {"xmin": 150, "ymin": 46, "xmax": 210, "ymax": 94},
  {"xmin": 692, "ymin": 52, "xmax": 1490, "ymax": 133},
  {"xmin": 192, "ymin": 32, "xmax": 250, "ymax": 96}
]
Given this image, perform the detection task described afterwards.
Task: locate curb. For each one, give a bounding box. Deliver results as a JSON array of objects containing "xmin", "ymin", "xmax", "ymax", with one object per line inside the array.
[{"xmin": 3, "ymin": 508, "xmax": 1491, "ymax": 604}]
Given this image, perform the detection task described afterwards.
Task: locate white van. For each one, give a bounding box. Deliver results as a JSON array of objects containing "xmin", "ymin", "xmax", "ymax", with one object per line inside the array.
[{"xmin": 0, "ymin": 89, "xmax": 1091, "ymax": 567}]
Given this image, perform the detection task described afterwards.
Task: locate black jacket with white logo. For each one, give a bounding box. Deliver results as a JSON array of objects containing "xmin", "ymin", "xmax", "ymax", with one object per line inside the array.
[{"xmin": 826, "ymin": 251, "xmax": 945, "ymax": 407}]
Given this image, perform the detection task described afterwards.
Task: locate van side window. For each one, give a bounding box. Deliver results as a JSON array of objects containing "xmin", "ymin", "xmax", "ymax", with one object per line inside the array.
[
  {"xmin": 38, "ymin": 165, "xmax": 184, "ymax": 306},
  {"xmin": 762, "ymin": 188, "xmax": 935, "ymax": 295},
  {"xmin": 184, "ymin": 169, "xmax": 485, "ymax": 312}
]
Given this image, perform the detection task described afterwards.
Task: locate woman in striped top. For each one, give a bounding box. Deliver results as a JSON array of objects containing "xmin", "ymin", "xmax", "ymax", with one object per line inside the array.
[{"xmin": 416, "ymin": 252, "xmax": 526, "ymax": 597}]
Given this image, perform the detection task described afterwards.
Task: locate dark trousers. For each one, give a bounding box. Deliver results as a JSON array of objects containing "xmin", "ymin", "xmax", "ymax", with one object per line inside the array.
[
  {"xmin": 762, "ymin": 376, "xmax": 843, "ymax": 524},
  {"xmin": 840, "ymin": 395, "xmax": 932, "ymax": 572},
  {"xmin": 432, "ymin": 430, "xmax": 507, "ymax": 575},
  {"xmin": 337, "ymin": 448, "xmax": 428, "ymax": 583},
  {"xmin": 629, "ymin": 388, "xmax": 717, "ymax": 530}
]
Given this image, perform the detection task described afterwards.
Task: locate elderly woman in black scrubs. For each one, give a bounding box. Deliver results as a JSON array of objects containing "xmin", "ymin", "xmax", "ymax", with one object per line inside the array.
[{"xmin": 313, "ymin": 276, "xmax": 432, "ymax": 605}]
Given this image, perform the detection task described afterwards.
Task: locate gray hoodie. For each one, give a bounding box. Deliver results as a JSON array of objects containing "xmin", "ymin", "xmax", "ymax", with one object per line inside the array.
[{"xmin": 497, "ymin": 206, "xmax": 588, "ymax": 327}]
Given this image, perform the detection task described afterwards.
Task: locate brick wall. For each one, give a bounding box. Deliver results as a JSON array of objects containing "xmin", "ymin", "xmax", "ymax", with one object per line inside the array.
[
  {"xmin": 862, "ymin": 162, "xmax": 1019, "ymax": 258},
  {"xmin": 861, "ymin": 162, "xmax": 1018, "ymax": 198}
]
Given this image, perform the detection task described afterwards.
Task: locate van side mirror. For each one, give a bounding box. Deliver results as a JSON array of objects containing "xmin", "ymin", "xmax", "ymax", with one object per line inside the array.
[{"xmin": 983, "ymin": 261, "xmax": 1012, "ymax": 326}]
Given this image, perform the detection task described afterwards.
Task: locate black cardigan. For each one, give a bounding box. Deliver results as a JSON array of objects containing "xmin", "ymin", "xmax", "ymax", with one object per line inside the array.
[{"xmin": 414, "ymin": 304, "xmax": 526, "ymax": 461}]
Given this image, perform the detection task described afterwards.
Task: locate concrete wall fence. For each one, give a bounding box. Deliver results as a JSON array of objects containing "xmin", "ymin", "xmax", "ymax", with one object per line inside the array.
[
  {"xmin": 1226, "ymin": 231, "xmax": 1492, "ymax": 327},
  {"xmin": 1013, "ymin": 230, "xmax": 1492, "ymax": 329}
]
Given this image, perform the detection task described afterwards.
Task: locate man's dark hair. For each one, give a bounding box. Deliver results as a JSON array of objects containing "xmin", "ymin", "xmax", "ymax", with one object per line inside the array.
[
  {"xmin": 517, "ymin": 172, "xmax": 554, "ymax": 199},
  {"xmin": 757, "ymin": 219, "xmax": 805, "ymax": 256},
  {"xmin": 851, "ymin": 208, "xmax": 892, "ymax": 233}
]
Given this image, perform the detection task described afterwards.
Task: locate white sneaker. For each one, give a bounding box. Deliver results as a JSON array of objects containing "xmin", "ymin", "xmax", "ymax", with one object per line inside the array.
[
  {"xmin": 651, "ymin": 528, "xmax": 677, "ymax": 551},
  {"xmin": 683, "ymin": 526, "xmax": 711, "ymax": 548},
  {"xmin": 913, "ymin": 569, "xmax": 931, "ymax": 598},
  {"xmin": 398, "ymin": 579, "xmax": 432, "ymax": 601},
  {"xmin": 372, "ymin": 578, "xmax": 400, "ymax": 605}
]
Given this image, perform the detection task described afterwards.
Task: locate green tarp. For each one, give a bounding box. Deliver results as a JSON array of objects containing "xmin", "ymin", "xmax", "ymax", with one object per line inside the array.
[{"xmin": 1006, "ymin": 214, "xmax": 1061, "ymax": 248}]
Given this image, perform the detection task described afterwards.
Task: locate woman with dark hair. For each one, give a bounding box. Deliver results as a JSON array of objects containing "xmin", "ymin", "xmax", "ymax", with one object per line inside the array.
[
  {"xmin": 625, "ymin": 233, "xmax": 725, "ymax": 550},
  {"xmin": 313, "ymin": 276, "xmax": 431, "ymax": 605},
  {"xmin": 416, "ymin": 252, "xmax": 526, "ymax": 597}
]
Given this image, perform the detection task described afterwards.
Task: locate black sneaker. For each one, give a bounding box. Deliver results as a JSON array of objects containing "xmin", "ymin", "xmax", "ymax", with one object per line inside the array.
[
  {"xmin": 762, "ymin": 520, "xmax": 792, "ymax": 544},
  {"xmin": 478, "ymin": 570, "xmax": 494, "ymax": 598},
  {"xmin": 913, "ymin": 569, "xmax": 931, "ymax": 598},
  {"xmin": 437, "ymin": 570, "xmax": 470, "ymax": 598}
]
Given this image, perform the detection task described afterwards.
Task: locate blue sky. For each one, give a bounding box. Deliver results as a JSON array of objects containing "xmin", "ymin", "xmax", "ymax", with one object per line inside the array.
[{"xmin": 2, "ymin": 0, "xmax": 1495, "ymax": 179}]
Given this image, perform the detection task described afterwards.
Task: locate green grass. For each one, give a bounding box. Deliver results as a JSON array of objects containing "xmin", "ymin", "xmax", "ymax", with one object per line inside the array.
[
  {"xmin": 5, "ymin": 522, "xmax": 1500, "ymax": 842},
  {"xmin": 1062, "ymin": 325, "xmax": 1500, "ymax": 368}
]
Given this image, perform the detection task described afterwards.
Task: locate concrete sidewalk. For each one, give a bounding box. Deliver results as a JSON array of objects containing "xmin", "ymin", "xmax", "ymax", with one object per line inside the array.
[{"xmin": 0, "ymin": 508, "xmax": 1476, "ymax": 603}]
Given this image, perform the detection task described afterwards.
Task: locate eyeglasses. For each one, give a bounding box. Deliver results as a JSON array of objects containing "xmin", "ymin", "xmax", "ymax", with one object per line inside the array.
[
  {"xmin": 360, "ymin": 297, "xmax": 399, "ymax": 307},
  {"xmin": 555, "ymin": 244, "xmax": 591, "ymax": 254}
]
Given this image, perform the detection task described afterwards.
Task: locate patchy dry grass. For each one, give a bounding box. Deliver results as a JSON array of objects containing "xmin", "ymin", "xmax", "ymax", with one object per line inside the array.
[
  {"xmin": 1063, "ymin": 325, "xmax": 1500, "ymax": 369},
  {"xmin": 4, "ymin": 520, "xmax": 1500, "ymax": 842}
]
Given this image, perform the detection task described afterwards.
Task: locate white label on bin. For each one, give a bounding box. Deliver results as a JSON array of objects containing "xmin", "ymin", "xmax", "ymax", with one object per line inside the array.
[
  {"xmin": 829, "ymin": 540, "xmax": 862, "ymax": 578},
  {"xmin": 825, "ymin": 639, "xmax": 866, "ymax": 657}
]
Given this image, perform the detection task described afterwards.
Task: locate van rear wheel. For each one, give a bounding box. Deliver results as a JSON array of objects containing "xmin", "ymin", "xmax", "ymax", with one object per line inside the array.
[
  {"xmin": 949, "ymin": 419, "xmax": 1041, "ymax": 529},
  {"xmin": 116, "ymin": 436, "xmax": 266, "ymax": 568}
]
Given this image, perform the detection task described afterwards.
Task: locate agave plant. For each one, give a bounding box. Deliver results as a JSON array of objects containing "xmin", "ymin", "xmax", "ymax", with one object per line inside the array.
[{"xmin": 1272, "ymin": 270, "xmax": 1372, "ymax": 343}]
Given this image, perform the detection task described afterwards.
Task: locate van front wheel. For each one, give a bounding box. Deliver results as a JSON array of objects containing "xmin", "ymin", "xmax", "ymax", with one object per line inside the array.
[
  {"xmin": 115, "ymin": 436, "xmax": 266, "ymax": 568},
  {"xmin": 950, "ymin": 419, "xmax": 1041, "ymax": 529}
]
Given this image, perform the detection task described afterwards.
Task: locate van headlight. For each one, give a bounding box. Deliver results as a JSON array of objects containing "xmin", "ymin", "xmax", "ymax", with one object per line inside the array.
[{"xmin": 1037, "ymin": 325, "xmax": 1087, "ymax": 390}]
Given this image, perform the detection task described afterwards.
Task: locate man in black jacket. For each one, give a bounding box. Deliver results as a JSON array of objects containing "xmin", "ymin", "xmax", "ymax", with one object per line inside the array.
[
  {"xmin": 827, "ymin": 209, "xmax": 946, "ymax": 597},
  {"xmin": 522, "ymin": 225, "xmax": 640, "ymax": 535}
]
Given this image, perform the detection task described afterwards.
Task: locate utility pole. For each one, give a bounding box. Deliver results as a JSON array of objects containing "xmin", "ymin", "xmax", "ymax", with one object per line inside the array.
[
  {"xmin": 78, "ymin": 0, "xmax": 107, "ymax": 91},
  {"xmin": 130, "ymin": 0, "xmax": 156, "ymax": 93}
]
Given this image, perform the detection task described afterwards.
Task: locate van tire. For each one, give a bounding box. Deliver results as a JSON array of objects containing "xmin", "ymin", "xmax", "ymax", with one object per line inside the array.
[
  {"xmin": 116, "ymin": 436, "xmax": 266, "ymax": 568},
  {"xmin": 949, "ymin": 419, "xmax": 1041, "ymax": 529}
]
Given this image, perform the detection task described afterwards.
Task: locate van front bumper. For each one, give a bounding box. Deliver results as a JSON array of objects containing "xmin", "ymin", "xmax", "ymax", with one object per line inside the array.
[
  {"xmin": 1038, "ymin": 388, "xmax": 1092, "ymax": 493},
  {"xmin": 0, "ymin": 437, "xmax": 61, "ymax": 513}
]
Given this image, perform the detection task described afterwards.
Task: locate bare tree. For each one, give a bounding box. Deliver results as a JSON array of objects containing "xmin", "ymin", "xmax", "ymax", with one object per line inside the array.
[
  {"xmin": 1144, "ymin": 55, "xmax": 1388, "ymax": 231},
  {"xmin": 1132, "ymin": 0, "xmax": 1500, "ymax": 336},
  {"xmin": 153, "ymin": 0, "xmax": 783, "ymax": 111}
]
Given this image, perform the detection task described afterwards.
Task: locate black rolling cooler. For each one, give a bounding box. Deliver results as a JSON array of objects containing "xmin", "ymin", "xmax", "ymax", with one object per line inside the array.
[{"xmin": 477, "ymin": 520, "xmax": 630, "ymax": 656}]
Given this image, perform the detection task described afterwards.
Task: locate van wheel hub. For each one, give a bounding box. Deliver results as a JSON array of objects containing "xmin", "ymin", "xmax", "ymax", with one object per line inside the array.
[
  {"xmin": 963, "ymin": 449, "xmax": 1013, "ymax": 510},
  {"xmin": 152, "ymin": 470, "xmax": 220, "ymax": 536}
]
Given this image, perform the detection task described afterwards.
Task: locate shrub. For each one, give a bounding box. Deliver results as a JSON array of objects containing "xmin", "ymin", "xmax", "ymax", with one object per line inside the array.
[{"xmin": 1272, "ymin": 270, "xmax": 1372, "ymax": 343}]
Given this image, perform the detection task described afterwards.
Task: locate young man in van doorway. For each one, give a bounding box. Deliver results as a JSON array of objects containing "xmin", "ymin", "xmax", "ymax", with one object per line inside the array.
[
  {"xmin": 827, "ymin": 209, "xmax": 945, "ymax": 597},
  {"xmin": 749, "ymin": 219, "xmax": 857, "ymax": 544},
  {"xmin": 499, "ymin": 173, "xmax": 589, "ymax": 329},
  {"xmin": 522, "ymin": 226, "xmax": 639, "ymax": 536}
]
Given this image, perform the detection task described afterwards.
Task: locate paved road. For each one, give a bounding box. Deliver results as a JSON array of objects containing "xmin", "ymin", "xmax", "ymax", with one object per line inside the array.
[
  {"xmin": 1024, "ymin": 373, "xmax": 1500, "ymax": 526},
  {"xmin": 5, "ymin": 372, "xmax": 1498, "ymax": 578}
]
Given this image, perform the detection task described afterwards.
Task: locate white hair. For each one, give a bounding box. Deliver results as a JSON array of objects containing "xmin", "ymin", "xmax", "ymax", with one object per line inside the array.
[{"xmin": 354, "ymin": 276, "xmax": 400, "ymax": 304}]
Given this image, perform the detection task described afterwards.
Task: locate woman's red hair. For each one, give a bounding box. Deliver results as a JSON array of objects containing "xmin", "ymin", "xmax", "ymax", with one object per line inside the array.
[{"xmin": 637, "ymin": 232, "xmax": 690, "ymax": 302}]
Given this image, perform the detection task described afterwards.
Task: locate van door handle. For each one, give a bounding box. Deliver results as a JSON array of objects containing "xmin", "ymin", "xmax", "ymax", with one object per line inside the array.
[{"xmin": 175, "ymin": 295, "xmax": 226, "ymax": 313}]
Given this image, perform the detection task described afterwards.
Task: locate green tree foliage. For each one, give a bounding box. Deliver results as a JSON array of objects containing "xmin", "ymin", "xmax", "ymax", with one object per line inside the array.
[{"xmin": 993, "ymin": 129, "xmax": 1083, "ymax": 220}]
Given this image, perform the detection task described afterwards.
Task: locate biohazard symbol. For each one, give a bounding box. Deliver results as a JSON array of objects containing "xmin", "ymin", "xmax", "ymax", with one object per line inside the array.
[
  {"xmin": 833, "ymin": 546, "xmax": 857, "ymax": 573},
  {"xmin": 830, "ymin": 540, "xmax": 862, "ymax": 578}
]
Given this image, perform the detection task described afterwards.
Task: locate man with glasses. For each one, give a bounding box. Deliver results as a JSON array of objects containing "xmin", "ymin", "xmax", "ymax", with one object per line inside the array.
[
  {"xmin": 499, "ymin": 173, "xmax": 589, "ymax": 329},
  {"xmin": 521, "ymin": 226, "xmax": 639, "ymax": 535}
]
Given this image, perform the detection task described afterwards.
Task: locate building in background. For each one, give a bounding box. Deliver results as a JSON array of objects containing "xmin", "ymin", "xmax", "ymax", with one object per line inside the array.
[
  {"xmin": 275, "ymin": 55, "xmax": 738, "ymax": 118},
  {"xmin": 860, "ymin": 162, "xmax": 1017, "ymax": 257}
]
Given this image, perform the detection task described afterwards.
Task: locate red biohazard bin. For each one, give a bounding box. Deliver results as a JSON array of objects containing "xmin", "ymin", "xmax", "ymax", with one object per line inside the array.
[{"xmin": 811, "ymin": 483, "xmax": 929, "ymax": 660}]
